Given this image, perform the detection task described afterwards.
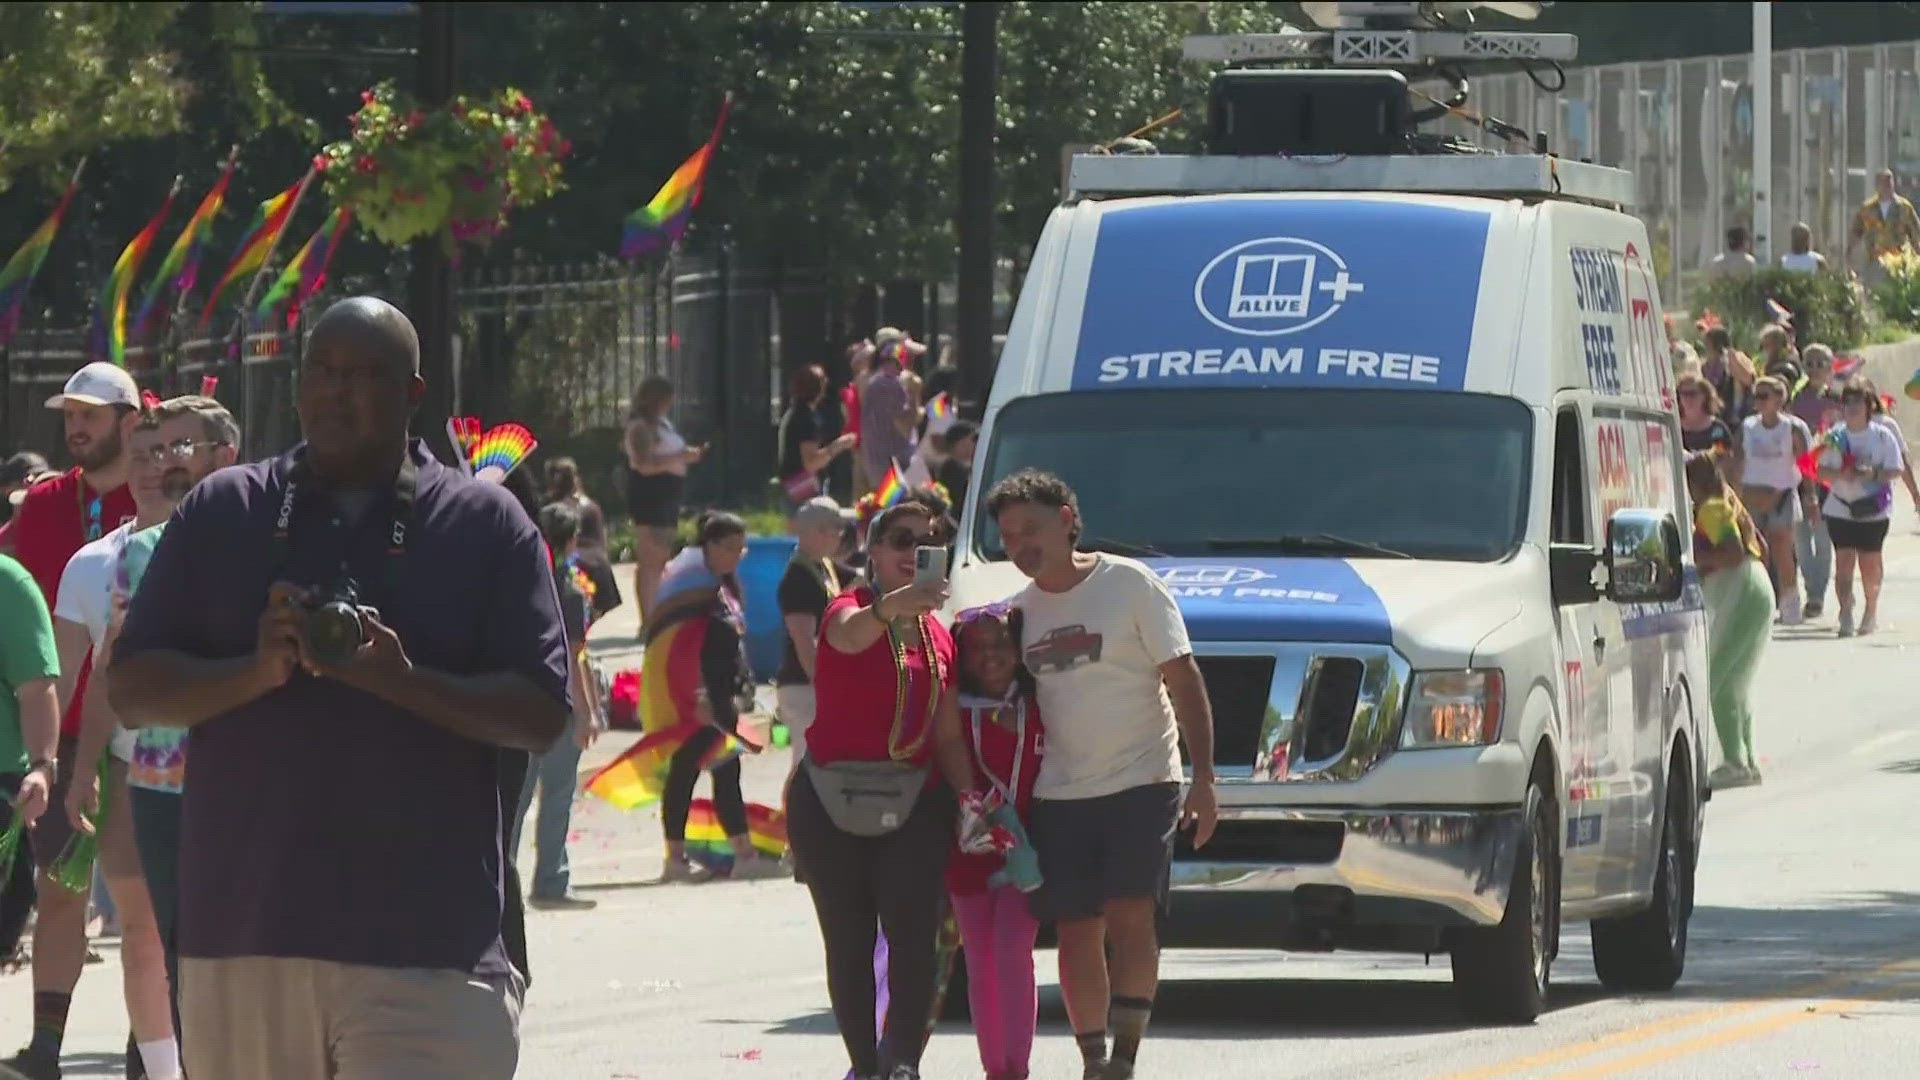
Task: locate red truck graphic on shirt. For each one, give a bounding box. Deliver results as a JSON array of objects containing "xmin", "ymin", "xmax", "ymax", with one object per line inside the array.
[{"xmin": 1024, "ymin": 624, "xmax": 1104, "ymax": 674}]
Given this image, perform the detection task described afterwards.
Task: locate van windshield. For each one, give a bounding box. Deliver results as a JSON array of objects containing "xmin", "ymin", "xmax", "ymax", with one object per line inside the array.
[{"xmin": 971, "ymin": 390, "xmax": 1531, "ymax": 563}]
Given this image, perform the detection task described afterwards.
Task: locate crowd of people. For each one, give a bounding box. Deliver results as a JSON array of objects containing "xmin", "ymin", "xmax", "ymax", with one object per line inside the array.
[{"xmin": 1672, "ymin": 310, "xmax": 1914, "ymax": 790}]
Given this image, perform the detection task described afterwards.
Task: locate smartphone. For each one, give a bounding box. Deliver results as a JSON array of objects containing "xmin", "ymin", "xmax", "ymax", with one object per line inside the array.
[{"xmin": 914, "ymin": 545, "xmax": 949, "ymax": 588}]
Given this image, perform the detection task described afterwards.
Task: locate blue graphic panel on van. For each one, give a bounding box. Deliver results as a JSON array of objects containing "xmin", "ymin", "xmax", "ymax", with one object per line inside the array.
[
  {"xmin": 1072, "ymin": 199, "xmax": 1490, "ymax": 391},
  {"xmin": 1142, "ymin": 557, "xmax": 1392, "ymax": 644}
]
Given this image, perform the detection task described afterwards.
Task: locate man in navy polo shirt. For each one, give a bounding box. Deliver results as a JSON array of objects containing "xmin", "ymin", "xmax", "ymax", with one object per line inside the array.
[{"xmin": 108, "ymin": 297, "xmax": 570, "ymax": 1080}]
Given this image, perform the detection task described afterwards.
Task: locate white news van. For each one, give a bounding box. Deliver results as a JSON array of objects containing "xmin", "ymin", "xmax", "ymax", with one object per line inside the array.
[{"xmin": 947, "ymin": 18, "xmax": 1710, "ymax": 1023}]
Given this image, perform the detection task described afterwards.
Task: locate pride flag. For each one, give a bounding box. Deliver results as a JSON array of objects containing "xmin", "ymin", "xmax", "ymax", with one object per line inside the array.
[
  {"xmin": 199, "ymin": 171, "xmax": 310, "ymax": 328},
  {"xmin": 873, "ymin": 461, "xmax": 906, "ymax": 508},
  {"xmin": 0, "ymin": 163, "xmax": 83, "ymax": 346},
  {"xmin": 925, "ymin": 391, "xmax": 954, "ymax": 423},
  {"xmin": 583, "ymin": 721, "xmax": 744, "ymax": 811},
  {"xmin": 133, "ymin": 153, "xmax": 236, "ymax": 339},
  {"xmin": 256, "ymin": 207, "xmax": 351, "ymax": 328},
  {"xmin": 94, "ymin": 179, "xmax": 183, "ymax": 366},
  {"xmin": 621, "ymin": 94, "xmax": 731, "ymax": 258},
  {"xmin": 682, "ymin": 800, "xmax": 788, "ymax": 873}
]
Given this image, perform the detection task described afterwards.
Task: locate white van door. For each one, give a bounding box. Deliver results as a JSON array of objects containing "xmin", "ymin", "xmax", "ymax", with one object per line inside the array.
[{"xmin": 1549, "ymin": 403, "xmax": 1615, "ymax": 902}]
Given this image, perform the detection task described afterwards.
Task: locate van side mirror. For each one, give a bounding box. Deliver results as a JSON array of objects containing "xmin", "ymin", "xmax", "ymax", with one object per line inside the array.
[
  {"xmin": 1604, "ymin": 509, "xmax": 1684, "ymax": 604},
  {"xmin": 1549, "ymin": 544, "xmax": 1602, "ymax": 605}
]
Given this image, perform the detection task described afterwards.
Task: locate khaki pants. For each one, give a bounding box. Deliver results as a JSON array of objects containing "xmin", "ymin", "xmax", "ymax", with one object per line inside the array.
[
  {"xmin": 180, "ymin": 956, "xmax": 523, "ymax": 1080},
  {"xmin": 777, "ymin": 682, "xmax": 816, "ymax": 786}
]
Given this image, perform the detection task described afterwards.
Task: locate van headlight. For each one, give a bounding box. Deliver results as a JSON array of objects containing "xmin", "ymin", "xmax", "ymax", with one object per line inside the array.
[{"xmin": 1401, "ymin": 669, "xmax": 1505, "ymax": 749}]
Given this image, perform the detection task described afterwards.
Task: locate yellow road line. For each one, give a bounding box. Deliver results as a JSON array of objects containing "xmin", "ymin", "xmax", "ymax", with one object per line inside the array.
[
  {"xmin": 1434, "ymin": 957, "xmax": 1918, "ymax": 1080},
  {"xmin": 1544, "ymin": 988, "xmax": 1903, "ymax": 1079}
]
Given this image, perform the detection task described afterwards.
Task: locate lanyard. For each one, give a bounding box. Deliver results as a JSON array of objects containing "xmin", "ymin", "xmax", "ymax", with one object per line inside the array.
[
  {"xmin": 76, "ymin": 482, "xmax": 103, "ymax": 543},
  {"xmin": 270, "ymin": 448, "xmax": 420, "ymax": 592},
  {"xmin": 968, "ymin": 696, "xmax": 1027, "ymax": 805}
]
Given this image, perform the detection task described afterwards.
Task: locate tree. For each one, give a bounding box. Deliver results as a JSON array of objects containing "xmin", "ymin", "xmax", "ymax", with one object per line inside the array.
[{"xmin": 0, "ymin": 3, "xmax": 191, "ymax": 189}]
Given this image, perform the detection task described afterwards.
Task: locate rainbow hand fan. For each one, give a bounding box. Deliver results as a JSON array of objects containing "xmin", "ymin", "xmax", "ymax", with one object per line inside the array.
[{"xmin": 468, "ymin": 422, "xmax": 538, "ymax": 485}]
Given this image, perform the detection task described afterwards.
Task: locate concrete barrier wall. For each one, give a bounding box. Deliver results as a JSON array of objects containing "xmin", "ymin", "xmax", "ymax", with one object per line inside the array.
[{"xmin": 1855, "ymin": 339, "xmax": 1920, "ymax": 449}]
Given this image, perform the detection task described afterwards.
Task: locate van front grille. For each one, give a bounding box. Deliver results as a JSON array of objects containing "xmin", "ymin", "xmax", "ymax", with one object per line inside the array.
[
  {"xmin": 1300, "ymin": 657, "xmax": 1365, "ymax": 763},
  {"xmin": 1189, "ymin": 655, "xmax": 1277, "ymax": 767}
]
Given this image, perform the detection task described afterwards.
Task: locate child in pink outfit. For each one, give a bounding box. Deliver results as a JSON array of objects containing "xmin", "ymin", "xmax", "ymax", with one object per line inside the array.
[{"xmin": 947, "ymin": 605, "xmax": 1044, "ymax": 1080}]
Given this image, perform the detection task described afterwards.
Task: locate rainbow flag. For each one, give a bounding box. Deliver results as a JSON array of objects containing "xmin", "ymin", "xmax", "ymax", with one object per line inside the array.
[
  {"xmin": 925, "ymin": 391, "xmax": 954, "ymax": 423},
  {"xmin": 133, "ymin": 154, "xmax": 236, "ymax": 339},
  {"xmin": 683, "ymin": 799, "xmax": 788, "ymax": 872},
  {"xmin": 583, "ymin": 721, "xmax": 744, "ymax": 811},
  {"xmin": 199, "ymin": 171, "xmax": 309, "ymax": 328},
  {"xmin": 466, "ymin": 421, "xmax": 538, "ymax": 484},
  {"xmin": 873, "ymin": 461, "xmax": 906, "ymax": 508},
  {"xmin": 0, "ymin": 164, "xmax": 82, "ymax": 346},
  {"xmin": 256, "ymin": 207, "xmax": 351, "ymax": 328},
  {"xmin": 621, "ymin": 94, "xmax": 731, "ymax": 259},
  {"xmin": 94, "ymin": 179, "xmax": 183, "ymax": 366}
]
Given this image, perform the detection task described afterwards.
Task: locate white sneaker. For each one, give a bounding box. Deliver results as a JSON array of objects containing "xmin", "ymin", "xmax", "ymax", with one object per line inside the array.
[
  {"xmin": 661, "ymin": 857, "xmax": 713, "ymax": 884},
  {"xmin": 1779, "ymin": 593, "xmax": 1804, "ymax": 626}
]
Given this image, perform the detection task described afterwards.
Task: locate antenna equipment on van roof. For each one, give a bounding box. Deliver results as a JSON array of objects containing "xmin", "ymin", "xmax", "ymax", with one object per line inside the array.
[{"xmin": 1185, "ymin": 1, "xmax": 1572, "ymax": 159}]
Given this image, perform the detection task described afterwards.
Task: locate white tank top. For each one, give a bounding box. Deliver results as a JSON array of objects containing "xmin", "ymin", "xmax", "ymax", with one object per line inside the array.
[{"xmin": 1742, "ymin": 414, "xmax": 1805, "ymax": 490}]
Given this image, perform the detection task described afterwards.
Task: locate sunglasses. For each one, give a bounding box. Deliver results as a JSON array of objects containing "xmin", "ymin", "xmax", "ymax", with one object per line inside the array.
[{"xmin": 880, "ymin": 527, "xmax": 937, "ymax": 551}]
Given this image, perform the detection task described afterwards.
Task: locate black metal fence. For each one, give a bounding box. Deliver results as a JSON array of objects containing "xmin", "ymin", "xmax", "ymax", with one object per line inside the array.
[{"xmin": 2, "ymin": 252, "xmax": 837, "ymax": 509}]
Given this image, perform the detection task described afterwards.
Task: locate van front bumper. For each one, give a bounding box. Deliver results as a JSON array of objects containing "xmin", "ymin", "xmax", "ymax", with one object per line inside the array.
[{"xmin": 1165, "ymin": 805, "xmax": 1524, "ymax": 946}]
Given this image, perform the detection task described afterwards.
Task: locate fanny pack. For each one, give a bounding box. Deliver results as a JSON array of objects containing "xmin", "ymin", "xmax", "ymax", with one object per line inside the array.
[
  {"xmin": 804, "ymin": 756, "xmax": 927, "ymax": 836},
  {"xmin": 1845, "ymin": 488, "xmax": 1890, "ymax": 519}
]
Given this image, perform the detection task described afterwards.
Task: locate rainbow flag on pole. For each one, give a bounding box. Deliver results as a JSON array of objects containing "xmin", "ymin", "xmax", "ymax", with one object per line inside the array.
[
  {"xmin": 0, "ymin": 162, "xmax": 84, "ymax": 346},
  {"xmin": 134, "ymin": 152, "xmax": 237, "ymax": 338},
  {"xmin": 620, "ymin": 94, "xmax": 731, "ymax": 258},
  {"xmin": 199, "ymin": 171, "xmax": 311, "ymax": 328},
  {"xmin": 94, "ymin": 179, "xmax": 183, "ymax": 366},
  {"xmin": 925, "ymin": 391, "xmax": 954, "ymax": 423},
  {"xmin": 872, "ymin": 461, "xmax": 907, "ymax": 508},
  {"xmin": 256, "ymin": 207, "xmax": 351, "ymax": 328}
]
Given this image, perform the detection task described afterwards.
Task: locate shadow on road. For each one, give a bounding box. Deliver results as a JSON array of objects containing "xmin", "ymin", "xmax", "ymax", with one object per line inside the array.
[
  {"xmin": 1649, "ymin": 891, "xmax": 1920, "ymax": 1004},
  {"xmin": 50, "ymin": 1053, "xmax": 124, "ymax": 1078},
  {"xmin": 1881, "ymin": 758, "xmax": 1920, "ymax": 774}
]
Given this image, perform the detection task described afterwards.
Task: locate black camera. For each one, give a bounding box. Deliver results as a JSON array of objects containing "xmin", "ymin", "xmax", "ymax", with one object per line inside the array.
[{"xmin": 300, "ymin": 576, "xmax": 369, "ymax": 668}]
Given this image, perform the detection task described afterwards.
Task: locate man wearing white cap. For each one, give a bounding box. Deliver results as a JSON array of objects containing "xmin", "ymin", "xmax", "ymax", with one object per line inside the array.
[{"xmin": 0, "ymin": 361, "xmax": 143, "ymax": 1080}]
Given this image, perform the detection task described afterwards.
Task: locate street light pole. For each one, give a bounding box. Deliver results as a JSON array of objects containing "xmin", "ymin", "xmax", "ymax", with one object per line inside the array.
[
  {"xmin": 1752, "ymin": 1, "xmax": 1773, "ymax": 264},
  {"xmin": 411, "ymin": 0, "xmax": 457, "ymax": 457},
  {"xmin": 956, "ymin": 1, "xmax": 997, "ymax": 407}
]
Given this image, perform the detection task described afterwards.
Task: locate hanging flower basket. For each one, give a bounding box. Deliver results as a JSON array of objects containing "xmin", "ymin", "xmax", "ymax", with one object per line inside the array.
[{"xmin": 317, "ymin": 82, "xmax": 569, "ymax": 250}]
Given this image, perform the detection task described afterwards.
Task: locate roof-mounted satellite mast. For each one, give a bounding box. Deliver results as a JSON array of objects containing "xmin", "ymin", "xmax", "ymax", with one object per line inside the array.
[
  {"xmin": 1068, "ymin": 3, "xmax": 1633, "ymax": 211},
  {"xmin": 1183, "ymin": 1, "xmax": 1575, "ymax": 159}
]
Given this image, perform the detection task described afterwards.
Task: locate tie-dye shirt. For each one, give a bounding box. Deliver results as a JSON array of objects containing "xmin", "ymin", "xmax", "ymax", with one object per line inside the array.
[{"xmin": 122, "ymin": 523, "xmax": 187, "ymax": 793}]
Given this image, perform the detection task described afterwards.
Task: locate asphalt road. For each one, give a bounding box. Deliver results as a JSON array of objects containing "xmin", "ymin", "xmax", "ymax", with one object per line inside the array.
[{"xmin": 6, "ymin": 528, "xmax": 1920, "ymax": 1078}]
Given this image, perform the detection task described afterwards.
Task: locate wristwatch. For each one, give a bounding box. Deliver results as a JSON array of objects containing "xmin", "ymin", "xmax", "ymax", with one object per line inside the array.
[{"xmin": 26, "ymin": 756, "xmax": 56, "ymax": 779}]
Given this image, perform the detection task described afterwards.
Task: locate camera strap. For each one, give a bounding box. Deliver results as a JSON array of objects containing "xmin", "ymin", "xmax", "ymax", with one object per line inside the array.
[{"xmin": 270, "ymin": 447, "xmax": 420, "ymax": 594}]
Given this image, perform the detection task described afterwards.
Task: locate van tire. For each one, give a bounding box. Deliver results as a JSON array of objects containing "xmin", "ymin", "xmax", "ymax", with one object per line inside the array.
[
  {"xmin": 1450, "ymin": 783, "xmax": 1555, "ymax": 1023},
  {"xmin": 1591, "ymin": 761, "xmax": 1694, "ymax": 992}
]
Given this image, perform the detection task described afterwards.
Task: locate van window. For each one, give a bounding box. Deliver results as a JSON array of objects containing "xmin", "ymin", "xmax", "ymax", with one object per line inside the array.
[
  {"xmin": 1551, "ymin": 408, "xmax": 1587, "ymax": 546},
  {"xmin": 975, "ymin": 389, "xmax": 1531, "ymax": 563}
]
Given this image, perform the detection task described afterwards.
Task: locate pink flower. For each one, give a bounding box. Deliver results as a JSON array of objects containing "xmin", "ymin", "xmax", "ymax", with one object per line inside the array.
[
  {"xmin": 407, "ymin": 111, "xmax": 425, "ymax": 128},
  {"xmin": 514, "ymin": 93, "xmax": 533, "ymax": 114},
  {"xmin": 361, "ymin": 89, "xmax": 376, "ymax": 106},
  {"xmin": 502, "ymin": 135, "xmax": 517, "ymax": 151}
]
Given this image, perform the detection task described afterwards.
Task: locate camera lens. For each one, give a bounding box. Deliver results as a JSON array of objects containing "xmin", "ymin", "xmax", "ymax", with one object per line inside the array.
[{"xmin": 305, "ymin": 601, "xmax": 364, "ymax": 667}]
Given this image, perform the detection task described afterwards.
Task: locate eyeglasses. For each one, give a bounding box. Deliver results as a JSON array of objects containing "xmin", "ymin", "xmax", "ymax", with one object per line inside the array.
[
  {"xmin": 879, "ymin": 527, "xmax": 936, "ymax": 551},
  {"xmin": 131, "ymin": 438, "xmax": 224, "ymax": 466}
]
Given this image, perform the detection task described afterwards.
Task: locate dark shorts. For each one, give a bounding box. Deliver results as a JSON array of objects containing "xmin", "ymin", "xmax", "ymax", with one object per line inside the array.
[
  {"xmin": 1027, "ymin": 782, "xmax": 1181, "ymax": 923},
  {"xmin": 30, "ymin": 735, "xmax": 80, "ymax": 874},
  {"xmin": 625, "ymin": 470, "xmax": 685, "ymax": 529},
  {"xmin": 1825, "ymin": 515, "xmax": 1891, "ymax": 553}
]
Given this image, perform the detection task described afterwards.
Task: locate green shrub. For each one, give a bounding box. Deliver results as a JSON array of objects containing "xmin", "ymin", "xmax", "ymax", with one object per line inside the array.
[
  {"xmin": 1870, "ymin": 250, "xmax": 1920, "ymax": 330},
  {"xmin": 1692, "ymin": 268, "xmax": 1869, "ymax": 352}
]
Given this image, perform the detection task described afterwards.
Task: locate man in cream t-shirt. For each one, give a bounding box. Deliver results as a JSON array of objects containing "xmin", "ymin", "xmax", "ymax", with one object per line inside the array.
[{"xmin": 988, "ymin": 469, "xmax": 1217, "ymax": 1080}]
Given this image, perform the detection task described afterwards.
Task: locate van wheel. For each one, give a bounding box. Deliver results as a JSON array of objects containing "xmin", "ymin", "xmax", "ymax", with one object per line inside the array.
[
  {"xmin": 1451, "ymin": 783, "xmax": 1555, "ymax": 1023},
  {"xmin": 1592, "ymin": 761, "xmax": 1694, "ymax": 991}
]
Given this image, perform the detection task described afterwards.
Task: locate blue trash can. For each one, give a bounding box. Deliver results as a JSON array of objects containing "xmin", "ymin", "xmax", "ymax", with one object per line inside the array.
[{"xmin": 738, "ymin": 535, "xmax": 798, "ymax": 682}]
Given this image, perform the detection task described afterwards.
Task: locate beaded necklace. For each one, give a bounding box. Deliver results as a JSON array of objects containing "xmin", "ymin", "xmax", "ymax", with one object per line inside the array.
[{"xmin": 885, "ymin": 610, "xmax": 944, "ymax": 761}]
